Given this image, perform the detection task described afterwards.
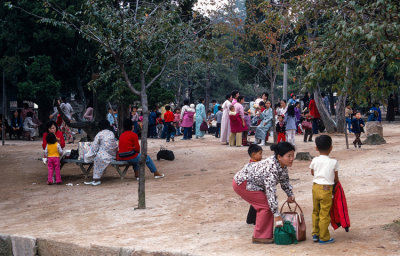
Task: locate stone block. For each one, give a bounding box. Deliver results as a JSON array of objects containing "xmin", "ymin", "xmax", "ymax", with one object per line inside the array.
[
  {"xmin": 37, "ymin": 239, "xmax": 120, "ymax": 256},
  {"xmin": 10, "ymin": 235, "xmax": 37, "ymax": 256},
  {"xmin": 0, "ymin": 234, "xmax": 13, "ymax": 256},
  {"xmin": 365, "ymin": 121, "xmax": 383, "ymax": 137},
  {"xmin": 363, "ymin": 134, "xmax": 386, "ymax": 145},
  {"xmin": 295, "ymin": 152, "xmax": 313, "ymax": 161}
]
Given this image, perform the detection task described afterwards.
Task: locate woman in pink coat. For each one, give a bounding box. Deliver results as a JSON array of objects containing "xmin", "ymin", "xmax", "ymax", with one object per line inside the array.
[
  {"xmin": 180, "ymin": 101, "xmax": 195, "ymax": 140},
  {"xmin": 220, "ymin": 94, "xmax": 233, "ymax": 145}
]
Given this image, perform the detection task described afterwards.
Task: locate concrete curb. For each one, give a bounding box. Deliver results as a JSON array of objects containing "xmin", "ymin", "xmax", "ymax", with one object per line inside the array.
[{"xmin": 0, "ymin": 234, "xmax": 192, "ymax": 256}]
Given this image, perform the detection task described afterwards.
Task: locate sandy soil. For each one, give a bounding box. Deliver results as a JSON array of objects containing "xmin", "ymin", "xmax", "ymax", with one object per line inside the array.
[{"xmin": 0, "ymin": 123, "xmax": 399, "ymax": 256}]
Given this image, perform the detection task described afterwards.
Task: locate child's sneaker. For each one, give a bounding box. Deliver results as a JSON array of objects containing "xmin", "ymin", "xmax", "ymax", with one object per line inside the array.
[
  {"xmin": 319, "ymin": 238, "xmax": 335, "ymax": 244},
  {"xmin": 312, "ymin": 235, "xmax": 319, "ymax": 242}
]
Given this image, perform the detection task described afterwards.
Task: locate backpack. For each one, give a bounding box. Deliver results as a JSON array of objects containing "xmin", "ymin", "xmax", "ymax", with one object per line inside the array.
[{"xmin": 157, "ymin": 148, "xmax": 175, "ymax": 161}]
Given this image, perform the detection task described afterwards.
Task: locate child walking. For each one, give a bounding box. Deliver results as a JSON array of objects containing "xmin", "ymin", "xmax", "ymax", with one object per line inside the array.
[
  {"xmin": 309, "ymin": 135, "xmax": 339, "ymax": 244},
  {"xmin": 285, "ymin": 105, "xmax": 297, "ymax": 146},
  {"xmin": 276, "ymin": 115, "xmax": 286, "ymax": 142},
  {"xmin": 351, "ymin": 112, "xmax": 365, "ymax": 148},
  {"xmin": 302, "ymin": 112, "xmax": 313, "ymax": 142},
  {"xmin": 44, "ymin": 133, "xmax": 63, "ymax": 185}
]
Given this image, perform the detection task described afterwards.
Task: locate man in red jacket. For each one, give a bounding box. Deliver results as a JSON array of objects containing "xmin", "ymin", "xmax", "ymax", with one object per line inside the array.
[
  {"xmin": 118, "ymin": 119, "xmax": 164, "ymax": 180},
  {"xmin": 308, "ymin": 95, "xmax": 321, "ymax": 134}
]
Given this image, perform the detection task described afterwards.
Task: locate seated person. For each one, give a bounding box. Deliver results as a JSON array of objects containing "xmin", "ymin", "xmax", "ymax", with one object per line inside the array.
[
  {"xmin": 118, "ymin": 119, "xmax": 164, "ymax": 180},
  {"xmin": 23, "ymin": 111, "xmax": 38, "ymax": 141},
  {"xmin": 84, "ymin": 120, "xmax": 118, "ymax": 186},
  {"xmin": 10, "ymin": 111, "xmax": 23, "ymax": 139}
]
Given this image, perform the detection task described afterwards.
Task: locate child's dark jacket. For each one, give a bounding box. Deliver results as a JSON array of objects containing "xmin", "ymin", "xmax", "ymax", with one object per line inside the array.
[
  {"xmin": 276, "ymin": 122, "xmax": 286, "ymax": 133},
  {"xmin": 351, "ymin": 118, "xmax": 365, "ymax": 133}
]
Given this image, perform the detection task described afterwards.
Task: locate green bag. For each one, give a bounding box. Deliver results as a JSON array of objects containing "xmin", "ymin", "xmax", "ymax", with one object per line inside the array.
[{"xmin": 274, "ymin": 221, "xmax": 298, "ymax": 245}]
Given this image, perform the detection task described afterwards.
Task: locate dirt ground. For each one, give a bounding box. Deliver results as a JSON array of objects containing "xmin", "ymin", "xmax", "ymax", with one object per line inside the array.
[{"xmin": 0, "ymin": 123, "xmax": 400, "ymax": 256}]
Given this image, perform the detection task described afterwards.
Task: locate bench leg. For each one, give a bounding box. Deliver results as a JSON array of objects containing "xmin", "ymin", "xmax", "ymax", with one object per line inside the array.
[
  {"xmin": 113, "ymin": 165, "xmax": 130, "ymax": 180},
  {"xmin": 78, "ymin": 163, "xmax": 93, "ymax": 179}
]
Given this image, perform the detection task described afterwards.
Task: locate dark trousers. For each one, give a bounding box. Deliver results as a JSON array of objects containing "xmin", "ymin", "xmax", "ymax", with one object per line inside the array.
[
  {"xmin": 312, "ymin": 118, "xmax": 319, "ymax": 134},
  {"xmin": 183, "ymin": 127, "xmax": 192, "ymax": 139},
  {"xmin": 215, "ymin": 123, "xmax": 221, "ymax": 138},
  {"xmin": 148, "ymin": 124, "xmax": 157, "ymax": 138},
  {"xmin": 353, "ymin": 133, "xmax": 362, "ymax": 146},
  {"xmin": 304, "ymin": 129, "xmax": 313, "ymax": 142},
  {"xmin": 164, "ymin": 122, "xmax": 174, "ymax": 141}
]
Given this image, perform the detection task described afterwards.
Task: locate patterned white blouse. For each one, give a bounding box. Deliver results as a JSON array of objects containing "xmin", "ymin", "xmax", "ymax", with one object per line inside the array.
[{"xmin": 234, "ymin": 155, "xmax": 294, "ymax": 215}]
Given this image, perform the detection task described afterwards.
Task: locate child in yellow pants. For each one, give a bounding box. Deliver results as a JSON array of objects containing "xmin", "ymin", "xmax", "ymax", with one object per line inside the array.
[{"xmin": 309, "ymin": 135, "xmax": 339, "ymax": 244}]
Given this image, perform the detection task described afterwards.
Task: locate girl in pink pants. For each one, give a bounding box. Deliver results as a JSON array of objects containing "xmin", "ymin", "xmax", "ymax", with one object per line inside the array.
[{"xmin": 44, "ymin": 133, "xmax": 63, "ymax": 184}]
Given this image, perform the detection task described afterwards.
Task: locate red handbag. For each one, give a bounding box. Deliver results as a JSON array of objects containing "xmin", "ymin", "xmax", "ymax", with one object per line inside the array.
[
  {"xmin": 301, "ymin": 120, "xmax": 312, "ymax": 130},
  {"xmin": 280, "ymin": 200, "xmax": 307, "ymax": 241},
  {"xmin": 200, "ymin": 121, "xmax": 208, "ymax": 132}
]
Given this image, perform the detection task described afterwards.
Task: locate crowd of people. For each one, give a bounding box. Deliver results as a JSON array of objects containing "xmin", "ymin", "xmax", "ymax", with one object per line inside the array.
[{"xmin": 2, "ymin": 91, "xmax": 394, "ymax": 187}]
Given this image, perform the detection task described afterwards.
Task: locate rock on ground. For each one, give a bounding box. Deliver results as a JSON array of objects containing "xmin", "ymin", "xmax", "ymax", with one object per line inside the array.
[{"xmin": 363, "ymin": 134, "xmax": 386, "ymax": 145}]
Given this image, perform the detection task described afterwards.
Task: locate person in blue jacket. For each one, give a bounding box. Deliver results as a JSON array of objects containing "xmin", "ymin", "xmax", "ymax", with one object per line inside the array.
[{"xmin": 351, "ymin": 112, "xmax": 365, "ymax": 148}]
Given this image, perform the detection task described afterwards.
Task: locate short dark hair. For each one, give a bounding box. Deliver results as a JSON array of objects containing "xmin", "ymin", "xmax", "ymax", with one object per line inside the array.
[
  {"xmin": 262, "ymin": 92, "xmax": 269, "ymax": 98},
  {"xmin": 123, "ymin": 118, "xmax": 133, "ymax": 131},
  {"xmin": 184, "ymin": 99, "xmax": 189, "ymax": 105},
  {"xmin": 231, "ymin": 90, "xmax": 239, "ymax": 98},
  {"xmin": 259, "ymin": 101, "xmax": 265, "ymax": 107},
  {"xmin": 218, "ymin": 106, "xmax": 222, "ymax": 111},
  {"xmin": 46, "ymin": 133, "xmax": 57, "ymax": 145},
  {"xmin": 315, "ymin": 135, "xmax": 332, "ymax": 151},
  {"xmin": 27, "ymin": 111, "xmax": 33, "ymax": 118},
  {"xmin": 238, "ymin": 95, "xmax": 244, "ymax": 102},
  {"xmin": 270, "ymin": 142, "xmax": 295, "ymax": 157},
  {"xmin": 46, "ymin": 121, "xmax": 58, "ymax": 132},
  {"xmin": 225, "ymin": 94, "xmax": 231, "ymax": 100},
  {"xmin": 248, "ymin": 144, "xmax": 262, "ymax": 157},
  {"xmin": 321, "ymin": 92, "xmax": 326, "ymax": 97},
  {"xmin": 199, "ymin": 98, "xmax": 205, "ymax": 103},
  {"xmin": 165, "ymin": 105, "xmax": 171, "ymax": 111},
  {"xmin": 211, "ymin": 99, "xmax": 216, "ymax": 103},
  {"xmin": 98, "ymin": 119, "xmax": 111, "ymax": 131}
]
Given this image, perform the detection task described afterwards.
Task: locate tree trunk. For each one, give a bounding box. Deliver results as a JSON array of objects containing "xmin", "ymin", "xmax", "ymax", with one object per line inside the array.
[
  {"xmin": 76, "ymin": 75, "xmax": 86, "ymax": 114},
  {"xmin": 335, "ymin": 93, "xmax": 347, "ymax": 133},
  {"xmin": 137, "ymin": 71, "xmax": 148, "ymax": 209},
  {"xmin": 205, "ymin": 67, "xmax": 211, "ymax": 111},
  {"xmin": 118, "ymin": 104, "xmax": 129, "ymax": 136},
  {"xmin": 313, "ymin": 87, "xmax": 336, "ymax": 133}
]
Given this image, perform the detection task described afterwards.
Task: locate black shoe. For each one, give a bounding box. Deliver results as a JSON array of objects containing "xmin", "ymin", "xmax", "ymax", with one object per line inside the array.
[
  {"xmin": 304, "ymin": 140, "xmax": 307, "ymax": 142},
  {"xmin": 308, "ymin": 139, "xmax": 313, "ymax": 142},
  {"xmin": 358, "ymin": 145, "xmax": 361, "ymax": 148}
]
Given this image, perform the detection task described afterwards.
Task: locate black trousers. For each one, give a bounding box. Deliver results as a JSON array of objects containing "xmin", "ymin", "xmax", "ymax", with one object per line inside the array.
[{"xmin": 304, "ymin": 129, "xmax": 313, "ymax": 141}]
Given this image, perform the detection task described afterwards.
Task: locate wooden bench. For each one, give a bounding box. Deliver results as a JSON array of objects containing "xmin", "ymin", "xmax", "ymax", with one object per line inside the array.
[{"xmin": 61, "ymin": 159, "xmax": 132, "ymax": 179}]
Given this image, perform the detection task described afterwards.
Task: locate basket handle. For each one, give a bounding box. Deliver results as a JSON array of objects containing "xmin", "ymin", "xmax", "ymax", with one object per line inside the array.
[{"xmin": 280, "ymin": 200, "xmax": 304, "ymax": 216}]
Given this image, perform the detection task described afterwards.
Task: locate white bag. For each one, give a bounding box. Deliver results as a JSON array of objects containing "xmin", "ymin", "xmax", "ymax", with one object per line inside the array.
[{"xmin": 78, "ymin": 142, "xmax": 93, "ymax": 163}]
